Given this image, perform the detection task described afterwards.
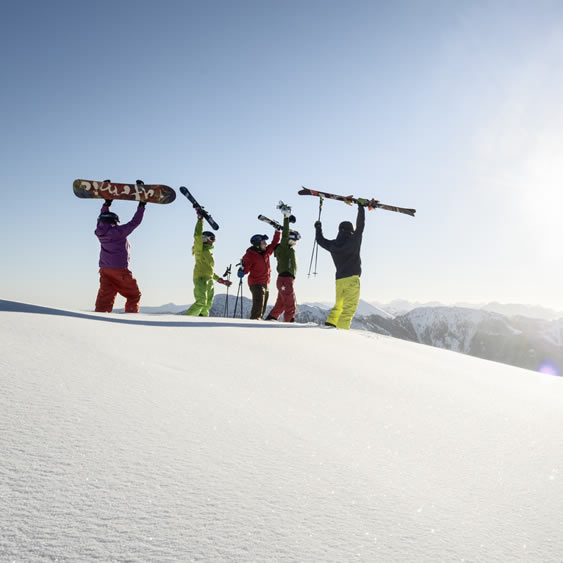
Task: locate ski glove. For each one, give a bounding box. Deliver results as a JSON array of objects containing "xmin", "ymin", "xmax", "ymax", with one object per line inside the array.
[
  {"xmin": 357, "ymin": 198, "xmax": 378, "ymax": 207},
  {"xmin": 237, "ymin": 267, "xmax": 245, "ymax": 279},
  {"xmin": 218, "ymin": 278, "xmax": 232, "ymax": 287},
  {"xmin": 104, "ymin": 199, "xmax": 113, "ymax": 206},
  {"xmin": 277, "ymin": 201, "xmax": 292, "ymax": 218},
  {"xmin": 314, "ymin": 220, "xmax": 322, "ymax": 229},
  {"xmin": 138, "ymin": 201, "xmax": 147, "ymax": 208}
]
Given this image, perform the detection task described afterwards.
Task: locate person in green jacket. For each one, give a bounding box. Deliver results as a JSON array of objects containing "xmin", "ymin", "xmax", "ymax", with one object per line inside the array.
[
  {"xmin": 185, "ymin": 213, "xmax": 231, "ymax": 317},
  {"xmin": 266, "ymin": 210, "xmax": 299, "ymax": 322}
]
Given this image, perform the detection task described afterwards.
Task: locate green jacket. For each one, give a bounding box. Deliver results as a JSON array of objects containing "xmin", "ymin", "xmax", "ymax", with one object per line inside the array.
[
  {"xmin": 274, "ymin": 216, "xmax": 297, "ymax": 278},
  {"xmin": 192, "ymin": 219, "xmax": 219, "ymax": 281}
]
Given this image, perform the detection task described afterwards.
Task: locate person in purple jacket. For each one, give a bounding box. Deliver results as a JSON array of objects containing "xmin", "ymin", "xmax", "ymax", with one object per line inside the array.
[{"xmin": 94, "ymin": 199, "xmax": 146, "ymax": 313}]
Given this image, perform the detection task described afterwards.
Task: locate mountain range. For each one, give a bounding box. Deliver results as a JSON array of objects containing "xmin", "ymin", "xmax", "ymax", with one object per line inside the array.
[{"xmin": 122, "ymin": 297, "xmax": 563, "ymax": 375}]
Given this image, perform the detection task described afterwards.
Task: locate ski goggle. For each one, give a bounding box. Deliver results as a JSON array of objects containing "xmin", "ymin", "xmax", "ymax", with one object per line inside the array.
[{"xmin": 202, "ymin": 234, "xmax": 216, "ymax": 243}]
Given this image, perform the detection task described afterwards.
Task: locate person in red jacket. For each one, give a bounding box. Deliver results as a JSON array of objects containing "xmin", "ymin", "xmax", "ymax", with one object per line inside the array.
[{"xmin": 239, "ymin": 230, "xmax": 281, "ymax": 319}]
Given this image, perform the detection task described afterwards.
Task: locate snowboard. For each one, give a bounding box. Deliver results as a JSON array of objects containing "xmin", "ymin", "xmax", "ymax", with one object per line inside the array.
[
  {"xmin": 73, "ymin": 179, "xmax": 176, "ymax": 204},
  {"xmin": 258, "ymin": 215, "xmax": 301, "ymax": 240},
  {"xmin": 298, "ymin": 186, "xmax": 416, "ymax": 217},
  {"xmin": 179, "ymin": 186, "xmax": 219, "ymax": 230}
]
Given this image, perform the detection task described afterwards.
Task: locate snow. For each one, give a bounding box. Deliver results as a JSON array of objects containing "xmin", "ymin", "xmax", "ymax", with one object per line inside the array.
[{"xmin": 2, "ymin": 299, "xmax": 563, "ymax": 561}]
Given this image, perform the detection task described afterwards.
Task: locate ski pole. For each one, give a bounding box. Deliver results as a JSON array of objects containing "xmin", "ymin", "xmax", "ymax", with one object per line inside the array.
[
  {"xmin": 234, "ymin": 279, "xmax": 244, "ymax": 319},
  {"xmin": 234, "ymin": 261, "xmax": 244, "ymax": 319},
  {"xmin": 223, "ymin": 264, "xmax": 232, "ymax": 317},
  {"xmin": 308, "ymin": 196, "xmax": 324, "ymax": 277}
]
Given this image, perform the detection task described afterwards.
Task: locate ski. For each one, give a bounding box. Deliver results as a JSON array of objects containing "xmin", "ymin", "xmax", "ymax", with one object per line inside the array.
[
  {"xmin": 298, "ymin": 187, "xmax": 416, "ymax": 217},
  {"xmin": 257, "ymin": 215, "xmax": 301, "ymax": 240},
  {"xmin": 179, "ymin": 187, "xmax": 219, "ymax": 230}
]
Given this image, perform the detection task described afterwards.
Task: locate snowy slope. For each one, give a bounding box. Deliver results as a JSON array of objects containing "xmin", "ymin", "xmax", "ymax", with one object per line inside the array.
[{"xmin": 2, "ymin": 299, "xmax": 563, "ymax": 562}]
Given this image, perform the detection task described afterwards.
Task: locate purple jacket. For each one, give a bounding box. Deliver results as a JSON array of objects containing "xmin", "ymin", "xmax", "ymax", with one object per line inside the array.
[{"xmin": 95, "ymin": 204, "xmax": 145, "ymax": 269}]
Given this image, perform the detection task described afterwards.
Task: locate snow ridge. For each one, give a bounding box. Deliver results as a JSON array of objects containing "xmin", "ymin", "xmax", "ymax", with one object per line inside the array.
[{"xmin": 2, "ymin": 300, "xmax": 563, "ymax": 562}]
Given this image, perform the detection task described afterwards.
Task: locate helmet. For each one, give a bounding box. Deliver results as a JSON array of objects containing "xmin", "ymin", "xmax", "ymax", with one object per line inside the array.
[
  {"xmin": 98, "ymin": 212, "xmax": 119, "ymax": 224},
  {"xmin": 338, "ymin": 221, "xmax": 354, "ymax": 233},
  {"xmin": 202, "ymin": 231, "xmax": 215, "ymax": 243},
  {"xmin": 288, "ymin": 231, "xmax": 301, "ymax": 242},
  {"xmin": 250, "ymin": 234, "xmax": 268, "ymax": 246}
]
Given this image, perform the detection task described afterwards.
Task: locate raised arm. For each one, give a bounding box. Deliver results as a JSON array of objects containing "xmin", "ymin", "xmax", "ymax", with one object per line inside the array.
[
  {"xmin": 281, "ymin": 216, "xmax": 290, "ymax": 245},
  {"xmin": 265, "ymin": 230, "xmax": 281, "ymax": 256},
  {"xmin": 315, "ymin": 222, "xmax": 332, "ymax": 251},
  {"xmin": 192, "ymin": 218, "xmax": 204, "ymax": 256},
  {"xmin": 115, "ymin": 204, "xmax": 145, "ymax": 237},
  {"xmin": 355, "ymin": 204, "xmax": 365, "ymax": 235}
]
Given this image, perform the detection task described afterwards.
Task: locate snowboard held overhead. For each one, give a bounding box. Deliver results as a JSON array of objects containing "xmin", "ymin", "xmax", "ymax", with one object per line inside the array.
[{"xmin": 73, "ymin": 179, "xmax": 176, "ymax": 204}]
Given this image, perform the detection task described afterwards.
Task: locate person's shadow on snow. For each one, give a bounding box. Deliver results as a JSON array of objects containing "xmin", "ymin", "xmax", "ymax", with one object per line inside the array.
[{"xmin": 0, "ymin": 300, "xmax": 309, "ymax": 329}]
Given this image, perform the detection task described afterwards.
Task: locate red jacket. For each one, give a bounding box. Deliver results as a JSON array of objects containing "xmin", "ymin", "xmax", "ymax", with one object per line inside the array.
[{"xmin": 242, "ymin": 231, "xmax": 281, "ymax": 285}]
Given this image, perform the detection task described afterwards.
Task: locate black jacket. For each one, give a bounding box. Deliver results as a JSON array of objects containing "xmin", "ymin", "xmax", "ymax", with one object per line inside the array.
[{"xmin": 315, "ymin": 206, "xmax": 365, "ymax": 280}]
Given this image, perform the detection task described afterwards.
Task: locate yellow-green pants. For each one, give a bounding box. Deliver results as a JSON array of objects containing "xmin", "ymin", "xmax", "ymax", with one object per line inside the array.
[
  {"xmin": 185, "ymin": 277, "xmax": 214, "ymax": 316},
  {"xmin": 326, "ymin": 275, "xmax": 360, "ymax": 329}
]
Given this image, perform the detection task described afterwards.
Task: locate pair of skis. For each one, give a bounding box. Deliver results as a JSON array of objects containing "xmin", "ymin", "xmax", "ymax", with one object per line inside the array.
[
  {"xmin": 179, "ymin": 187, "xmax": 219, "ymax": 230},
  {"xmin": 257, "ymin": 215, "xmax": 301, "ymax": 240},
  {"xmin": 180, "ymin": 186, "xmax": 415, "ymax": 234},
  {"xmin": 298, "ymin": 187, "xmax": 416, "ymax": 217}
]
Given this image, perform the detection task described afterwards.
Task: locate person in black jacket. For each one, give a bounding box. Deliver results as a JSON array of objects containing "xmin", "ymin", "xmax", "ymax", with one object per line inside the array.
[{"xmin": 314, "ymin": 203, "xmax": 367, "ymax": 329}]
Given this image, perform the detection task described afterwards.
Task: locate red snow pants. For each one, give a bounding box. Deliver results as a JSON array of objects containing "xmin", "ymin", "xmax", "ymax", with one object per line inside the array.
[
  {"xmin": 269, "ymin": 275, "xmax": 296, "ymax": 322},
  {"xmin": 95, "ymin": 268, "xmax": 141, "ymax": 313}
]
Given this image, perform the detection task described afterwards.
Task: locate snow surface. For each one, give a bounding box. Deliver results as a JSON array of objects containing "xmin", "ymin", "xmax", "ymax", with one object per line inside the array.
[{"xmin": 2, "ymin": 299, "xmax": 563, "ymax": 562}]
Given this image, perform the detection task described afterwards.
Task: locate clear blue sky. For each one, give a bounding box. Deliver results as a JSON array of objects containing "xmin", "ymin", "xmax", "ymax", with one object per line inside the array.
[{"xmin": 2, "ymin": 0, "xmax": 563, "ymax": 311}]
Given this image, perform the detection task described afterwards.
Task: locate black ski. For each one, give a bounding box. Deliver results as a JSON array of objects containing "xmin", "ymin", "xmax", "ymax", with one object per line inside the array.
[
  {"xmin": 298, "ymin": 187, "xmax": 416, "ymax": 217},
  {"xmin": 179, "ymin": 187, "xmax": 219, "ymax": 230},
  {"xmin": 258, "ymin": 215, "xmax": 301, "ymax": 240}
]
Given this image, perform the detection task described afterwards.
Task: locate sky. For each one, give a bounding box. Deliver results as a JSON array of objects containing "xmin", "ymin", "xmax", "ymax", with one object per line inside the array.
[{"xmin": 2, "ymin": 0, "xmax": 563, "ymax": 311}]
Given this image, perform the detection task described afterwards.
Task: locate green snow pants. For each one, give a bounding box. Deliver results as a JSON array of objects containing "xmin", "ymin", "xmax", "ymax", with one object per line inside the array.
[
  {"xmin": 326, "ymin": 275, "xmax": 361, "ymax": 329},
  {"xmin": 185, "ymin": 277, "xmax": 214, "ymax": 316}
]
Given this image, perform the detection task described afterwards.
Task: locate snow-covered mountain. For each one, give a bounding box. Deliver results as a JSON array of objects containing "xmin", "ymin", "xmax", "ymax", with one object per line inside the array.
[
  {"xmin": 372, "ymin": 299, "xmax": 444, "ymax": 316},
  {"xmin": 133, "ymin": 296, "xmax": 563, "ymax": 374},
  {"xmin": 373, "ymin": 299, "xmax": 563, "ymax": 321},
  {"xmin": 361, "ymin": 306, "xmax": 563, "ymax": 375},
  {"xmin": 2, "ymin": 298, "xmax": 563, "ymax": 561},
  {"xmin": 480, "ymin": 301, "xmax": 563, "ymax": 321}
]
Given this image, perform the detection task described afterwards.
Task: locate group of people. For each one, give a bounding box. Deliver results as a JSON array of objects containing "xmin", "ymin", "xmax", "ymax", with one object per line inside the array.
[{"xmin": 93, "ymin": 197, "xmax": 367, "ymax": 330}]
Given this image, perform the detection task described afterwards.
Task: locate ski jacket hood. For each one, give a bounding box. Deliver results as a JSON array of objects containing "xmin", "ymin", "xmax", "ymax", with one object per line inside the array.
[
  {"xmin": 95, "ymin": 204, "xmax": 144, "ymax": 269},
  {"xmin": 242, "ymin": 230, "xmax": 281, "ymax": 285}
]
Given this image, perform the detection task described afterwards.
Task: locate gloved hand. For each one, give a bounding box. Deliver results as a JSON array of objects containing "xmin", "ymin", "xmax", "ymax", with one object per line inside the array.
[
  {"xmin": 104, "ymin": 199, "xmax": 113, "ymax": 206},
  {"xmin": 138, "ymin": 201, "xmax": 147, "ymax": 208},
  {"xmin": 357, "ymin": 198, "xmax": 378, "ymax": 207},
  {"xmin": 314, "ymin": 220, "xmax": 322, "ymax": 229},
  {"xmin": 288, "ymin": 214, "xmax": 296, "ymax": 224},
  {"xmin": 237, "ymin": 267, "xmax": 245, "ymax": 279},
  {"xmin": 277, "ymin": 201, "xmax": 292, "ymax": 218},
  {"xmin": 218, "ymin": 278, "xmax": 232, "ymax": 287}
]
